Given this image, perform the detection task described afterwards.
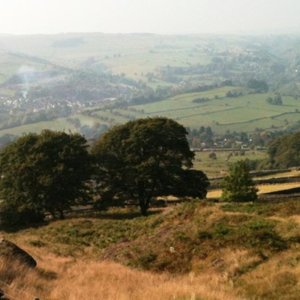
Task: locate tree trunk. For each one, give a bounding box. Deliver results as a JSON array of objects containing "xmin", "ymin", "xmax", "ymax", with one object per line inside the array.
[
  {"xmin": 58, "ymin": 209, "xmax": 65, "ymax": 219},
  {"xmin": 139, "ymin": 197, "xmax": 150, "ymax": 216}
]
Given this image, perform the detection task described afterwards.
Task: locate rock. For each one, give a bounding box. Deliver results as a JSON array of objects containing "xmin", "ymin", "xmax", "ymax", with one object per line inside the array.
[
  {"xmin": 0, "ymin": 289, "xmax": 9, "ymax": 300},
  {"xmin": 0, "ymin": 239, "xmax": 37, "ymax": 268}
]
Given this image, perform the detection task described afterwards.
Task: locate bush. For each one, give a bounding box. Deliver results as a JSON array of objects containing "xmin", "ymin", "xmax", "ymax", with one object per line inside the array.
[
  {"xmin": 221, "ymin": 161, "xmax": 258, "ymax": 202},
  {"xmin": 0, "ymin": 205, "xmax": 44, "ymax": 229}
]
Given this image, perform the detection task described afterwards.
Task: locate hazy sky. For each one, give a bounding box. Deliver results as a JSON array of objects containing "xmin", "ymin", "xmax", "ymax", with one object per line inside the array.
[{"xmin": 1, "ymin": 0, "xmax": 300, "ymax": 35}]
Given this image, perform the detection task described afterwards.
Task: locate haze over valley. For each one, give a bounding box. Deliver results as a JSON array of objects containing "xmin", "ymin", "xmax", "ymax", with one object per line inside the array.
[{"xmin": 1, "ymin": 33, "xmax": 300, "ymax": 149}]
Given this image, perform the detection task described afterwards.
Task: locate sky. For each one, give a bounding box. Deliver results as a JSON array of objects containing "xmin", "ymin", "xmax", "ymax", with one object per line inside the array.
[{"xmin": 1, "ymin": 0, "xmax": 300, "ymax": 35}]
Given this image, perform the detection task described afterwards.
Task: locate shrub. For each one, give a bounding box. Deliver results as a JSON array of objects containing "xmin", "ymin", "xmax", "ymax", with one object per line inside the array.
[{"xmin": 221, "ymin": 161, "xmax": 257, "ymax": 202}]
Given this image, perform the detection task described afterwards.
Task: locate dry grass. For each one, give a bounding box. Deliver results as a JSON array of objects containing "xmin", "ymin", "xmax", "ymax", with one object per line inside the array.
[
  {"xmin": 237, "ymin": 249, "xmax": 300, "ymax": 299},
  {"xmin": 258, "ymin": 182, "xmax": 300, "ymax": 194},
  {"xmin": 1, "ymin": 200, "xmax": 299, "ymax": 299},
  {"xmin": 0, "ymin": 252, "xmax": 242, "ymax": 300},
  {"xmin": 50, "ymin": 260, "xmax": 241, "ymax": 300},
  {"xmin": 2, "ymin": 247, "xmax": 298, "ymax": 300},
  {"xmin": 255, "ymin": 170, "xmax": 300, "ymax": 180},
  {"xmin": 0, "ymin": 256, "xmax": 51, "ymax": 300},
  {"xmin": 207, "ymin": 182, "xmax": 300, "ymax": 198}
]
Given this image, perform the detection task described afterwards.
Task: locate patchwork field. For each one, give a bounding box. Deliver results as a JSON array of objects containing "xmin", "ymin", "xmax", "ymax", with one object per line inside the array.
[
  {"xmin": 3, "ymin": 86, "xmax": 300, "ymax": 140},
  {"xmin": 82, "ymin": 87, "xmax": 300, "ymax": 136},
  {"xmin": 128, "ymin": 90, "xmax": 300, "ymax": 133}
]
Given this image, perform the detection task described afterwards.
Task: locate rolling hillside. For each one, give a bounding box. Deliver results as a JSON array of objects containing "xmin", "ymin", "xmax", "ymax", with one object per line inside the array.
[
  {"xmin": 1, "ymin": 33, "xmax": 300, "ymax": 142},
  {"xmin": 2, "ymin": 199, "xmax": 299, "ymax": 299}
]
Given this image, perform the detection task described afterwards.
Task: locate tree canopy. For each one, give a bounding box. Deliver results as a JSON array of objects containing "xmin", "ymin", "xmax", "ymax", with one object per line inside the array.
[
  {"xmin": 221, "ymin": 160, "xmax": 257, "ymax": 202},
  {"xmin": 92, "ymin": 118, "xmax": 209, "ymax": 215},
  {"xmin": 247, "ymin": 79, "xmax": 269, "ymax": 93},
  {"xmin": 267, "ymin": 132, "xmax": 300, "ymax": 168},
  {"xmin": 0, "ymin": 130, "xmax": 91, "ymax": 226}
]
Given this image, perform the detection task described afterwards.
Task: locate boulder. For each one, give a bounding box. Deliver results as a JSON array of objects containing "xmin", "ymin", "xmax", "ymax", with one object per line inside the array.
[{"xmin": 0, "ymin": 239, "xmax": 36, "ymax": 268}]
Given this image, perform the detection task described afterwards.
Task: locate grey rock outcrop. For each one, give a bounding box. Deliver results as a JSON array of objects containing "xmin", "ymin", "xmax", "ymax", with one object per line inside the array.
[{"xmin": 0, "ymin": 239, "xmax": 37, "ymax": 268}]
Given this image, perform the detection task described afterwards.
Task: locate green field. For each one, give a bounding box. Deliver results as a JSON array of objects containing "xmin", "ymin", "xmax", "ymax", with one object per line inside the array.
[
  {"xmin": 128, "ymin": 90, "xmax": 300, "ymax": 133},
  {"xmin": 83, "ymin": 87, "xmax": 300, "ymax": 134},
  {"xmin": 0, "ymin": 114, "xmax": 102, "ymax": 137},
  {"xmin": 193, "ymin": 150, "xmax": 267, "ymax": 178},
  {"xmin": 3, "ymin": 86, "xmax": 300, "ymax": 140}
]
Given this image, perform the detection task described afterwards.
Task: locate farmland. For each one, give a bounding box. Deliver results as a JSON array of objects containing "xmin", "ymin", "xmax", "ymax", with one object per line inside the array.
[
  {"xmin": 121, "ymin": 90, "xmax": 300, "ymax": 133},
  {"xmin": 0, "ymin": 33, "xmax": 213, "ymax": 82},
  {"xmin": 207, "ymin": 182, "xmax": 300, "ymax": 199},
  {"xmin": 81, "ymin": 87, "xmax": 300, "ymax": 136},
  {"xmin": 193, "ymin": 150, "xmax": 267, "ymax": 178},
  {"xmin": 2, "ymin": 86, "xmax": 300, "ymax": 141},
  {"xmin": 1, "ymin": 33, "xmax": 300, "ymax": 142}
]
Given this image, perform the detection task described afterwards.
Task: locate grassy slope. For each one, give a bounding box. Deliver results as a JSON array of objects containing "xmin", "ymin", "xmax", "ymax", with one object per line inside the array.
[
  {"xmin": 0, "ymin": 114, "xmax": 102, "ymax": 137},
  {"xmin": 129, "ymin": 90, "xmax": 300, "ymax": 133},
  {"xmin": 3, "ymin": 199, "xmax": 300, "ymax": 299},
  {"xmin": 0, "ymin": 33, "xmax": 212, "ymax": 81}
]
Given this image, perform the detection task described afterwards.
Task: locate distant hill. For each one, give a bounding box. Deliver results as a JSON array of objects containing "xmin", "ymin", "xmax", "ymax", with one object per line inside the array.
[{"xmin": 1, "ymin": 33, "xmax": 300, "ymax": 141}]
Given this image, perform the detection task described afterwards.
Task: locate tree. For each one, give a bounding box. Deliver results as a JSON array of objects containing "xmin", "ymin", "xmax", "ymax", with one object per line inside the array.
[
  {"xmin": 266, "ymin": 94, "xmax": 283, "ymax": 105},
  {"xmin": 221, "ymin": 161, "xmax": 257, "ymax": 202},
  {"xmin": 209, "ymin": 152, "xmax": 217, "ymax": 160},
  {"xmin": 0, "ymin": 130, "xmax": 91, "ymax": 226},
  {"xmin": 92, "ymin": 118, "xmax": 209, "ymax": 215},
  {"xmin": 267, "ymin": 132, "xmax": 300, "ymax": 168},
  {"xmin": 247, "ymin": 79, "xmax": 269, "ymax": 93}
]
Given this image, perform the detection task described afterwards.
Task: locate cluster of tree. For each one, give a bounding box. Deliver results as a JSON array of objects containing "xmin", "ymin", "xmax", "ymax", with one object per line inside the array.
[
  {"xmin": 226, "ymin": 90, "xmax": 243, "ymax": 98},
  {"xmin": 266, "ymin": 94, "xmax": 283, "ymax": 105},
  {"xmin": 266, "ymin": 132, "xmax": 300, "ymax": 168},
  {"xmin": 0, "ymin": 118, "xmax": 210, "ymax": 227},
  {"xmin": 187, "ymin": 127, "xmax": 299, "ymax": 150},
  {"xmin": 187, "ymin": 126, "xmax": 214, "ymax": 148},
  {"xmin": 0, "ymin": 130, "xmax": 91, "ymax": 226},
  {"xmin": 129, "ymin": 86, "xmax": 174, "ymax": 105},
  {"xmin": 247, "ymin": 79, "xmax": 269, "ymax": 93},
  {"xmin": 192, "ymin": 97, "xmax": 210, "ymax": 104}
]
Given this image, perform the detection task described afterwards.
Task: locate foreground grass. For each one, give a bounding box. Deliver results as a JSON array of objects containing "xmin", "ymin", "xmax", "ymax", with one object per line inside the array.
[
  {"xmin": 0, "ymin": 256, "xmax": 240, "ymax": 300},
  {"xmin": 2, "ymin": 199, "xmax": 300, "ymax": 299}
]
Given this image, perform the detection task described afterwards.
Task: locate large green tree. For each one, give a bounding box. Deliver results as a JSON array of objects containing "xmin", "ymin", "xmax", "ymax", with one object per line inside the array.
[
  {"xmin": 221, "ymin": 160, "xmax": 257, "ymax": 202},
  {"xmin": 92, "ymin": 118, "xmax": 209, "ymax": 215},
  {"xmin": 0, "ymin": 130, "xmax": 91, "ymax": 226}
]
